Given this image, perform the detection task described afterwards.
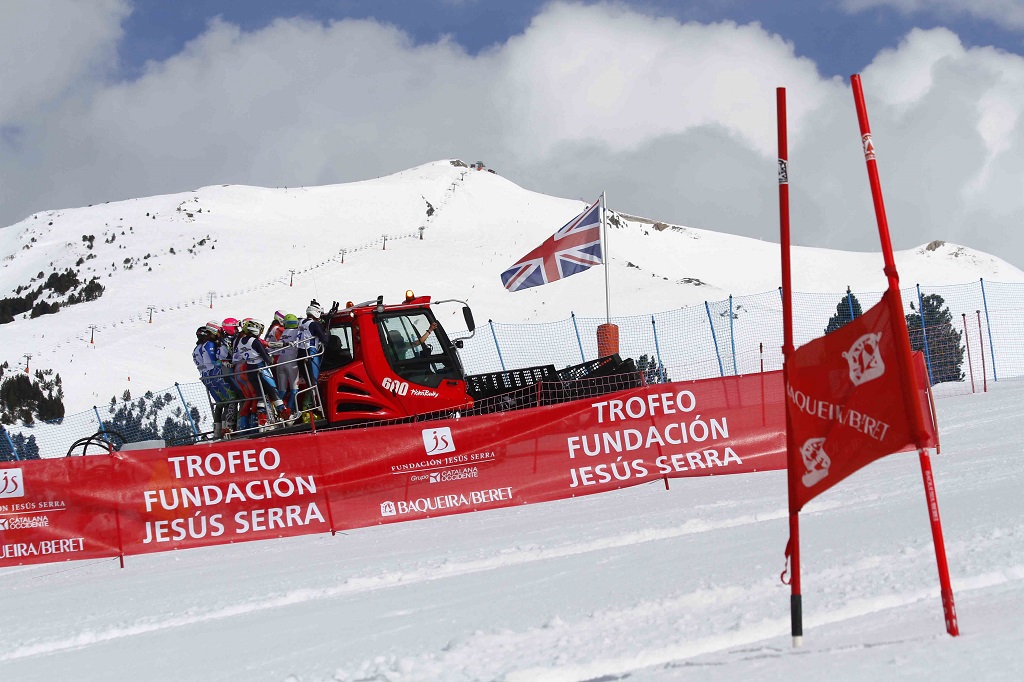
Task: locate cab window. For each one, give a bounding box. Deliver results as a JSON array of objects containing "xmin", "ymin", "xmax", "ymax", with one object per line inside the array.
[
  {"xmin": 322, "ymin": 322, "xmax": 354, "ymax": 371},
  {"xmin": 379, "ymin": 312, "xmax": 457, "ymax": 387}
]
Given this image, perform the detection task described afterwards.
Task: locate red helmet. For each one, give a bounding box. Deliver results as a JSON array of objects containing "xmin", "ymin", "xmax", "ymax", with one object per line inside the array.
[{"xmin": 222, "ymin": 317, "xmax": 239, "ymax": 335}]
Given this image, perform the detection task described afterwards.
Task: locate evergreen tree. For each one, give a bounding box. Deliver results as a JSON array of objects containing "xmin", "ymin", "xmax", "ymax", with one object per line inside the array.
[
  {"xmin": 5, "ymin": 433, "xmax": 41, "ymax": 460},
  {"xmin": 825, "ymin": 287, "xmax": 864, "ymax": 335},
  {"xmin": 906, "ymin": 294, "xmax": 964, "ymax": 385},
  {"xmin": 0, "ymin": 370, "xmax": 65, "ymax": 425},
  {"xmin": 637, "ymin": 354, "xmax": 671, "ymax": 384},
  {"xmin": 99, "ymin": 391, "xmax": 204, "ymax": 449}
]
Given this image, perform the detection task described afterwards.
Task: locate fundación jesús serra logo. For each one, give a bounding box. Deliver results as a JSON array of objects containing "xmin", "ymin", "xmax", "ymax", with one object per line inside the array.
[
  {"xmin": 421, "ymin": 427, "xmax": 455, "ymax": 456},
  {"xmin": 0, "ymin": 468, "xmax": 25, "ymax": 499}
]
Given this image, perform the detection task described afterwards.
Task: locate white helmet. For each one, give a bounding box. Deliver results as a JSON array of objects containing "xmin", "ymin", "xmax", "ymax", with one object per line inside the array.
[{"xmin": 306, "ymin": 300, "xmax": 323, "ymax": 319}]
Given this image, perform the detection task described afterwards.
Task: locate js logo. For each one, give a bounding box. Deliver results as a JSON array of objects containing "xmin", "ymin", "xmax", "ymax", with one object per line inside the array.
[
  {"xmin": 421, "ymin": 427, "xmax": 455, "ymax": 455},
  {"xmin": 0, "ymin": 469, "xmax": 25, "ymax": 499}
]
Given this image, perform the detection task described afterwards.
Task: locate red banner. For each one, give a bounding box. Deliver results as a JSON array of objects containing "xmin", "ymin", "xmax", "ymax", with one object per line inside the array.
[
  {"xmin": 0, "ymin": 457, "xmax": 122, "ymax": 566},
  {"xmin": 1, "ymin": 372, "xmax": 786, "ymax": 567},
  {"xmin": 786, "ymin": 293, "xmax": 938, "ymax": 512}
]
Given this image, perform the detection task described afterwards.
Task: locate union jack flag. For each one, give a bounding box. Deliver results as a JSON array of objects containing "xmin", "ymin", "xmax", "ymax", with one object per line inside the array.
[{"xmin": 500, "ymin": 199, "xmax": 603, "ymax": 292}]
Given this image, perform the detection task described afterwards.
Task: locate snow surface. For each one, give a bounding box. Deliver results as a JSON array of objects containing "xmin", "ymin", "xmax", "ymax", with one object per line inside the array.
[
  {"xmin": 2, "ymin": 378, "xmax": 1022, "ymax": 681},
  {"xmin": 3, "ymin": 161, "xmax": 1023, "ymax": 679},
  {"xmin": 2, "ymin": 160, "xmax": 1023, "ymax": 414}
]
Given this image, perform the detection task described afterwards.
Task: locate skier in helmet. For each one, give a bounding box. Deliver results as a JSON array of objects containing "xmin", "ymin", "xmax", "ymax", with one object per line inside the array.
[
  {"xmin": 232, "ymin": 317, "xmax": 290, "ymax": 428},
  {"xmin": 218, "ymin": 316, "xmax": 242, "ymax": 398},
  {"xmin": 297, "ymin": 299, "xmax": 330, "ymax": 412},
  {"xmin": 192, "ymin": 322, "xmax": 238, "ymax": 437},
  {"xmin": 264, "ymin": 309, "xmax": 287, "ymax": 343},
  {"xmin": 275, "ymin": 313, "xmax": 301, "ymax": 412}
]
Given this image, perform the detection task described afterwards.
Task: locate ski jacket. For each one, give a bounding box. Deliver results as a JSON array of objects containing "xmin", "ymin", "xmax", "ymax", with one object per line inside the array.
[
  {"xmin": 297, "ymin": 318, "xmax": 329, "ymax": 353},
  {"xmin": 233, "ymin": 335, "xmax": 274, "ymax": 367},
  {"xmin": 218, "ymin": 335, "xmax": 236, "ymax": 364},
  {"xmin": 278, "ymin": 327, "xmax": 300, "ymax": 362},
  {"xmin": 193, "ymin": 341, "xmax": 221, "ymax": 375},
  {"xmin": 264, "ymin": 321, "xmax": 284, "ymax": 343}
]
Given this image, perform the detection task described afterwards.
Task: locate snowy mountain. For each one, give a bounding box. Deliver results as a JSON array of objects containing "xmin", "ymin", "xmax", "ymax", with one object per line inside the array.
[
  {"xmin": 3, "ymin": 161, "xmax": 1024, "ymax": 682},
  {"xmin": 2, "ymin": 159, "xmax": 1022, "ymax": 414}
]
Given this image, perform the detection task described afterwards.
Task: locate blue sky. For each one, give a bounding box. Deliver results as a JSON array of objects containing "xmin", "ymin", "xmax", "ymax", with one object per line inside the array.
[
  {"xmin": 4, "ymin": 1, "xmax": 1024, "ymax": 266},
  {"xmin": 118, "ymin": 0, "xmax": 1024, "ymax": 80}
]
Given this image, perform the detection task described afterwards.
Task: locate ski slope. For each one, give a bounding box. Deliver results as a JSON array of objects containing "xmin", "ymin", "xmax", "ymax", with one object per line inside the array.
[
  {"xmin": 2, "ymin": 160, "xmax": 1023, "ymax": 415},
  {"xmin": 1, "ymin": 380, "xmax": 1021, "ymax": 681}
]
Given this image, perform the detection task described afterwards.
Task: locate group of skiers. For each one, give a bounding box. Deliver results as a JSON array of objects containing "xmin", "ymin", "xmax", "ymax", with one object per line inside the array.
[{"xmin": 192, "ymin": 299, "xmax": 330, "ymax": 437}]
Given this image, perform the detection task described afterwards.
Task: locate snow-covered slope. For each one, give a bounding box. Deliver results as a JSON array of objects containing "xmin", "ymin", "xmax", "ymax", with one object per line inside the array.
[
  {"xmin": 2, "ymin": 159, "xmax": 1022, "ymax": 413},
  {"xmin": 1, "ymin": 378, "xmax": 1022, "ymax": 681}
]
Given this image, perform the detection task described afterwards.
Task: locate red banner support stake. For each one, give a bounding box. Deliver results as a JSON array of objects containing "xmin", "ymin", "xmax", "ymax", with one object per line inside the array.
[
  {"xmin": 777, "ymin": 86, "xmax": 803, "ymax": 648},
  {"xmin": 851, "ymin": 74, "xmax": 958, "ymax": 637},
  {"xmin": 312, "ymin": 436, "xmax": 338, "ymax": 536},
  {"xmin": 108, "ymin": 442, "xmax": 126, "ymax": 569},
  {"xmin": 976, "ymin": 311, "xmax": 987, "ymax": 392},
  {"xmin": 962, "ymin": 314, "xmax": 975, "ymax": 393}
]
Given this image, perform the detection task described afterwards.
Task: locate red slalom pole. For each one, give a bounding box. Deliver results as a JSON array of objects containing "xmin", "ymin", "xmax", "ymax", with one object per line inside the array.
[
  {"xmin": 851, "ymin": 74, "xmax": 959, "ymax": 637},
  {"xmin": 777, "ymin": 86, "xmax": 803, "ymax": 647},
  {"xmin": 919, "ymin": 448, "xmax": 959, "ymax": 635}
]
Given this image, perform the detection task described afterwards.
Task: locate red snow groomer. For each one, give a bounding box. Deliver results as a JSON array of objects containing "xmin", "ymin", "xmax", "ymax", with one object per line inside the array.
[{"xmin": 304, "ymin": 292, "xmax": 640, "ymax": 429}]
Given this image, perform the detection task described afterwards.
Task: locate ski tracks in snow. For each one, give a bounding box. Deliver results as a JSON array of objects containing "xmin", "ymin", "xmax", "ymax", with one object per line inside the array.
[{"xmin": 0, "ymin": 508, "xmax": 785, "ymax": 664}]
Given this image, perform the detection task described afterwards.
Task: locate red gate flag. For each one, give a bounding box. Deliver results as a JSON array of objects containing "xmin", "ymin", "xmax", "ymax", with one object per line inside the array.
[
  {"xmin": 786, "ymin": 290, "xmax": 937, "ymax": 512},
  {"xmin": 500, "ymin": 198, "xmax": 603, "ymax": 292}
]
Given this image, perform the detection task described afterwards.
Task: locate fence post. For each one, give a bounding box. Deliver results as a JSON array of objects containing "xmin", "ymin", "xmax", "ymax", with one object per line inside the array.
[
  {"xmin": 961, "ymin": 314, "xmax": 975, "ymax": 393},
  {"xmin": 571, "ymin": 312, "xmax": 586, "ymax": 363},
  {"xmin": 729, "ymin": 294, "xmax": 738, "ymax": 375},
  {"xmin": 489, "ymin": 320, "xmax": 507, "ymax": 372},
  {"xmin": 916, "ymin": 284, "xmax": 935, "ymax": 385},
  {"xmin": 1, "ymin": 425, "xmax": 20, "ymax": 461},
  {"xmin": 93, "ymin": 406, "xmax": 109, "ymax": 441},
  {"xmin": 980, "ymin": 278, "xmax": 997, "ymax": 381},
  {"xmin": 704, "ymin": 301, "xmax": 725, "ymax": 378},
  {"xmin": 652, "ymin": 315, "xmax": 666, "ymax": 382},
  {"xmin": 175, "ymin": 383, "xmax": 200, "ymax": 437},
  {"xmin": 846, "ymin": 286, "xmax": 855, "ymax": 320}
]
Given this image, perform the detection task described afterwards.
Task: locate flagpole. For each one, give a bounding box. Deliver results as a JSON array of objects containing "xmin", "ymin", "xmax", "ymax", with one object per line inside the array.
[
  {"xmin": 602, "ymin": 191, "xmax": 610, "ymax": 324},
  {"xmin": 777, "ymin": 86, "xmax": 803, "ymax": 647},
  {"xmin": 851, "ymin": 74, "xmax": 959, "ymax": 637}
]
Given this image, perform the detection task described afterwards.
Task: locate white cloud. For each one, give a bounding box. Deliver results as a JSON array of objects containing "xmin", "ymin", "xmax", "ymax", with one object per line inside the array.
[
  {"xmin": 3, "ymin": 1, "xmax": 1024, "ymax": 267},
  {"xmin": 0, "ymin": 0, "xmax": 128, "ymax": 123}
]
